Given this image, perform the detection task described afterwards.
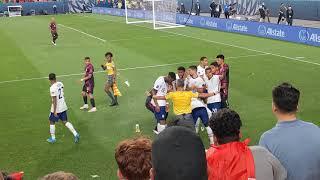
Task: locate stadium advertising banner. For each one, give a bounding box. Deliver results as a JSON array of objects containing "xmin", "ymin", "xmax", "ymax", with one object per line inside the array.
[{"xmin": 92, "ymin": 7, "xmax": 320, "ymax": 47}]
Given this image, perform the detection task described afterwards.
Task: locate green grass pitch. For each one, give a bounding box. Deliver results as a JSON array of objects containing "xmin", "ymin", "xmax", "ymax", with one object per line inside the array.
[{"xmin": 0, "ymin": 14, "xmax": 319, "ymax": 179}]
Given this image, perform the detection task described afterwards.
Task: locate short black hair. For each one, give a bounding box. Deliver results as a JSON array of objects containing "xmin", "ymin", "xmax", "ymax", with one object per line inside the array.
[
  {"xmin": 177, "ymin": 66, "xmax": 186, "ymax": 72},
  {"xmin": 272, "ymin": 82, "xmax": 300, "ymax": 113},
  {"xmin": 189, "ymin": 65, "xmax": 197, "ymax": 71},
  {"xmin": 216, "ymin": 54, "xmax": 225, "ymax": 60},
  {"xmin": 168, "ymin": 72, "xmax": 176, "ymax": 81},
  {"xmin": 209, "ymin": 109, "xmax": 242, "ymax": 145},
  {"xmin": 200, "ymin": 57, "xmax": 207, "ymax": 61},
  {"xmin": 210, "ymin": 62, "xmax": 219, "ymax": 67},
  {"xmin": 105, "ymin": 52, "xmax": 113, "ymax": 57},
  {"xmin": 205, "ymin": 67, "xmax": 211, "ymax": 72},
  {"xmin": 49, "ymin": 73, "xmax": 56, "ymax": 81},
  {"xmin": 84, "ymin": 57, "xmax": 90, "ymax": 60},
  {"xmin": 176, "ymin": 79, "xmax": 185, "ymax": 88}
]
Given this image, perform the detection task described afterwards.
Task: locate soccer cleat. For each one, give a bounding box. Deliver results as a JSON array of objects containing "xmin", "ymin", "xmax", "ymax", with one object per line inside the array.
[
  {"xmin": 74, "ymin": 134, "xmax": 80, "ymax": 143},
  {"xmin": 80, "ymin": 104, "xmax": 89, "ymax": 110},
  {"xmin": 109, "ymin": 102, "xmax": 119, "ymax": 107},
  {"xmin": 47, "ymin": 137, "xmax": 56, "ymax": 144},
  {"xmin": 88, "ymin": 107, "xmax": 97, "ymax": 112}
]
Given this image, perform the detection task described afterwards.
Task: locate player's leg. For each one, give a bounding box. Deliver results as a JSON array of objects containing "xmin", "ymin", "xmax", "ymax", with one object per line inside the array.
[
  {"xmin": 87, "ymin": 90, "xmax": 97, "ymax": 112},
  {"xmin": 154, "ymin": 106, "xmax": 167, "ymax": 134},
  {"xmin": 47, "ymin": 113, "xmax": 58, "ymax": 143},
  {"xmin": 80, "ymin": 85, "xmax": 89, "ymax": 110},
  {"xmin": 110, "ymin": 83, "xmax": 119, "ymax": 106},
  {"xmin": 199, "ymin": 107, "xmax": 214, "ymax": 145},
  {"xmin": 192, "ymin": 108, "xmax": 202, "ymax": 133},
  {"xmin": 104, "ymin": 76, "xmax": 116, "ymax": 106},
  {"xmin": 60, "ymin": 111, "xmax": 80, "ymax": 143}
]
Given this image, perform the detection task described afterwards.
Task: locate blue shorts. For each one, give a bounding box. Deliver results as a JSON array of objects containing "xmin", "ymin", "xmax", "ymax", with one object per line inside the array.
[
  {"xmin": 192, "ymin": 107, "xmax": 209, "ymax": 126},
  {"xmin": 49, "ymin": 111, "xmax": 68, "ymax": 122},
  {"xmin": 207, "ymin": 102, "xmax": 222, "ymax": 113},
  {"xmin": 154, "ymin": 106, "xmax": 167, "ymax": 122}
]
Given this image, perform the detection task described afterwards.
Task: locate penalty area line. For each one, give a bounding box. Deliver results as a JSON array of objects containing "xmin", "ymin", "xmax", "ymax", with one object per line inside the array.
[
  {"xmin": 0, "ymin": 53, "xmax": 267, "ymax": 85},
  {"xmin": 59, "ymin": 24, "xmax": 106, "ymax": 42}
]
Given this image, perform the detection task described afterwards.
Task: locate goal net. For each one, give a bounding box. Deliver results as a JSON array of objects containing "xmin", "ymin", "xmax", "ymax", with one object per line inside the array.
[
  {"xmin": 7, "ymin": 6, "xmax": 22, "ymax": 17},
  {"xmin": 125, "ymin": 0, "xmax": 184, "ymax": 30}
]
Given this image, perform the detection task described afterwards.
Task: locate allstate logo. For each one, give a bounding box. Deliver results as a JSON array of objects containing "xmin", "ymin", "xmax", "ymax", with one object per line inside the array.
[
  {"xmin": 179, "ymin": 16, "xmax": 184, "ymax": 23},
  {"xmin": 258, "ymin": 25, "xmax": 267, "ymax": 36},
  {"xmin": 200, "ymin": 18, "xmax": 206, "ymax": 26},
  {"xmin": 299, "ymin": 30, "xmax": 309, "ymax": 42},
  {"xmin": 226, "ymin": 21, "xmax": 233, "ymax": 31}
]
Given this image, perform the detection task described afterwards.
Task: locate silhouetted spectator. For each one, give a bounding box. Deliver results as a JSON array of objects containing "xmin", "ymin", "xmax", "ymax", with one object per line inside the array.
[{"xmin": 286, "ymin": 5, "xmax": 294, "ymax": 26}]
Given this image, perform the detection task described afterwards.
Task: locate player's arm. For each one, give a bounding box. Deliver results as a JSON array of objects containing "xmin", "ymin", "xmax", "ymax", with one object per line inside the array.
[
  {"xmin": 51, "ymin": 96, "xmax": 58, "ymax": 116},
  {"xmin": 151, "ymin": 89, "xmax": 161, "ymax": 111},
  {"xmin": 198, "ymin": 92, "xmax": 215, "ymax": 98},
  {"xmin": 153, "ymin": 96, "xmax": 166, "ymax": 100},
  {"xmin": 81, "ymin": 68, "xmax": 93, "ymax": 82},
  {"xmin": 101, "ymin": 64, "xmax": 106, "ymax": 70}
]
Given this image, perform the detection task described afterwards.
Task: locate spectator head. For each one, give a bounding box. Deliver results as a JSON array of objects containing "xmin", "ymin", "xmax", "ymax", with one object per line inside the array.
[
  {"xmin": 272, "ymin": 82, "xmax": 300, "ymax": 117},
  {"xmin": 115, "ymin": 137, "xmax": 152, "ymax": 180},
  {"xmin": 41, "ymin": 171, "xmax": 78, "ymax": 180},
  {"xmin": 288, "ymin": 5, "xmax": 292, "ymax": 9},
  {"xmin": 84, "ymin": 56, "xmax": 91, "ymax": 65},
  {"xmin": 210, "ymin": 62, "xmax": 220, "ymax": 74},
  {"xmin": 205, "ymin": 67, "xmax": 213, "ymax": 79},
  {"xmin": 105, "ymin": 52, "xmax": 113, "ymax": 61},
  {"xmin": 166, "ymin": 72, "xmax": 176, "ymax": 84},
  {"xmin": 49, "ymin": 73, "xmax": 56, "ymax": 83},
  {"xmin": 177, "ymin": 66, "xmax": 186, "ymax": 79},
  {"xmin": 199, "ymin": 57, "xmax": 209, "ymax": 67},
  {"xmin": 216, "ymin": 54, "xmax": 225, "ymax": 65},
  {"xmin": 209, "ymin": 109, "xmax": 242, "ymax": 145},
  {"xmin": 188, "ymin": 65, "xmax": 198, "ymax": 76},
  {"xmin": 150, "ymin": 126, "xmax": 207, "ymax": 180}
]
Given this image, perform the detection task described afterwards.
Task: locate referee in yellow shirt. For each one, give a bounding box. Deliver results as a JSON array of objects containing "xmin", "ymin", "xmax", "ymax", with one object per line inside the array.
[
  {"xmin": 101, "ymin": 52, "xmax": 118, "ymax": 106},
  {"xmin": 153, "ymin": 79, "xmax": 215, "ymax": 131}
]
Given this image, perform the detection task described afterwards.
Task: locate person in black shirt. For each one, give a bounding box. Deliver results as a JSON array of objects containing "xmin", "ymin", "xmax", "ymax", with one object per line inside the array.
[
  {"xmin": 258, "ymin": 5, "xmax": 266, "ymax": 22},
  {"xmin": 180, "ymin": 3, "xmax": 186, "ymax": 14},
  {"xmin": 277, "ymin": 3, "xmax": 287, "ymax": 24},
  {"xmin": 195, "ymin": 1, "xmax": 201, "ymax": 16},
  {"xmin": 209, "ymin": 0, "xmax": 216, "ymax": 17},
  {"xmin": 286, "ymin": 5, "xmax": 294, "ymax": 26}
]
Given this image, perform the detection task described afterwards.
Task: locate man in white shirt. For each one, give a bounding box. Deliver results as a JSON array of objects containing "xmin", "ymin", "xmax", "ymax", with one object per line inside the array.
[
  {"xmin": 197, "ymin": 57, "xmax": 209, "ymax": 79},
  {"xmin": 205, "ymin": 63, "xmax": 222, "ymax": 113},
  {"xmin": 149, "ymin": 72, "xmax": 176, "ymax": 134},
  {"xmin": 47, "ymin": 73, "xmax": 79, "ymax": 144},
  {"xmin": 173, "ymin": 66, "xmax": 188, "ymax": 91},
  {"xmin": 187, "ymin": 66, "xmax": 214, "ymax": 144}
]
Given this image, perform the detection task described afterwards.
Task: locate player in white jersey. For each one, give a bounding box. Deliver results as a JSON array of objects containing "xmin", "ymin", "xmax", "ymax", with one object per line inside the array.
[
  {"xmin": 187, "ymin": 66, "xmax": 214, "ymax": 144},
  {"xmin": 204, "ymin": 64, "xmax": 222, "ymax": 113},
  {"xmin": 47, "ymin": 73, "xmax": 80, "ymax": 144},
  {"xmin": 147, "ymin": 72, "xmax": 176, "ymax": 134},
  {"xmin": 173, "ymin": 66, "xmax": 188, "ymax": 91},
  {"xmin": 197, "ymin": 57, "xmax": 209, "ymax": 79}
]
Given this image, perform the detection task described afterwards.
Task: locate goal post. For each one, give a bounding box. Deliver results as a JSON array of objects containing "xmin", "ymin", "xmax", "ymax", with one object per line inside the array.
[
  {"xmin": 124, "ymin": 0, "xmax": 184, "ymax": 30},
  {"xmin": 7, "ymin": 5, "xmax": 22, "ymax": 17}
]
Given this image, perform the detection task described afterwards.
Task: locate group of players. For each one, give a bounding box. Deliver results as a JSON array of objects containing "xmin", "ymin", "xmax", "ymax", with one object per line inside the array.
[{"xmin": 146, "ymin": 55, "xmax": 229, "ymax": 144}]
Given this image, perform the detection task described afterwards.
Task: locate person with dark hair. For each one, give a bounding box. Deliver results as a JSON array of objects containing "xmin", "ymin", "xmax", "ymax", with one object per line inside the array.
[
  {"xmin": 223, "ymin": 2, "xmax": 230, "ymax": 19},
  {"xmin": 195, "ymin": 0, "xmax": 201, "ymax": 16},
  {"xmin": 204, "ymin": 67, "xmax": 221, "ymax": 113},
  {"xmin": 197, "ymin": 57, "xmax": 209, "ymax": 78},
  {"xmin": 277, "ymin": 3, "xmax": 287, "ymax": 24},
  {"xmin": 49, "ymin": 17, "xmax": 58, "ymax": 46},
  {"xmin": 286, "ymin": 5, "xmax": 294, "ymax": 26},
  {"xmin": 207, "ymin": 109, "xmax": 287, "ymax": 180},
  {"xmin": 150, "ymin": 126, "xmax": 208, "ymax": 180},
  {"xmin": 41, "ymin": 171, "xmax": 78, "ymax": 180},
  {"xmin": 47, "ymin": 73, "xmax": 80, "ymax": 143},
  {"xmin": 209, "ymin": 0, "xmax": 216, "ymax": 17},
  {"xmin": 173, "ymin": 66, "xmax": 188, "ymax": 91},
  {"xmin": 147, "ymin": 72, "xmax": 176, "ymax": 134},
  {"xmin": 258, "ymin": 4, "xmax": 266, "ymax": 22},
  {"xmin": 115, "ymin": 137, "xmax": 152, "ymax": 180},
  {"xmin": 216, "ymin": 54, "xmax": 229, "ymax": 108},
  {"xmin": 180, "ymin": 3, "xmax": 186, "ymax": 14},
  {"xmin": 259, "ymin": 82, "xmax": 320, "ymax": 180},
  {"xmin": 101, "ymin": 52, "xmax": 119, "ymax": 106},
  {"xmin": 80, "ymin": 57, "xmax": 97, "ymax": 112}
]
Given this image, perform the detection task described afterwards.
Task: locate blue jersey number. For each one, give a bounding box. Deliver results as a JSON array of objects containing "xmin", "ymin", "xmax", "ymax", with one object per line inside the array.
[{"xmin": 58, "ymin": 88, "xmax": 63, "ymax": 99}]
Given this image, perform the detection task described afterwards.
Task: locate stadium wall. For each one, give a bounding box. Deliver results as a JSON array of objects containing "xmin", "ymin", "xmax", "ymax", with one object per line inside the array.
[
  {"xmin": 0, "ymin": 1, "xmax": 68, "ymax": 15},
  {"xmin": 92, "ymin": 7, "xmax": 320, "ymax": 47}
]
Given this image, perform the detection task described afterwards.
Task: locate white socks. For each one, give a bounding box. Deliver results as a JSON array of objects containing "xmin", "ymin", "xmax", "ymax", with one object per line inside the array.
[
  {"xmin": 206, "ymin": 126, "xmax": 214, "ymax": 145},
  {"xmin": 157, "ymin": 123, "xmax": 166, "ymax": 133},
  {"xmin": 50, "ymin": 125, "xmax": 56, "ymax": 139},
  {"xmin": 65, "ymin": 122, "xmax": 78, "ymax": 137}
]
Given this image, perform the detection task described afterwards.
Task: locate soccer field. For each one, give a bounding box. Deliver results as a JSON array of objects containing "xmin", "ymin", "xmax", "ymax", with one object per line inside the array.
[{"xmin": 0, "ymin": 14, "xmax": 319, "ymax": 179}]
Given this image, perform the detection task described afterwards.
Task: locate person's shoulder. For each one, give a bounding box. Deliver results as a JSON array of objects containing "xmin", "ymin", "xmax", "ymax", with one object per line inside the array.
[
  {"xmin": 260, "ymin": 127, "xmax": 278, "ymax": 142},
  {"xmin": 298, "ymin": 120, "xmax": 320, "ymax": 130}
]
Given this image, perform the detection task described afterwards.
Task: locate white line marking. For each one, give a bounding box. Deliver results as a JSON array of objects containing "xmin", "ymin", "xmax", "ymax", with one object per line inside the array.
[
  {"xmin": 81, "ymin": 14, "xmax": 320, "ymax": 66},
  {"xmin": 59, "ymin": 24, "xmax": 106, "ymax": 42},
  {"xmin": 0, "ymin": 54, "xmax": 267, "ymax": 85}
]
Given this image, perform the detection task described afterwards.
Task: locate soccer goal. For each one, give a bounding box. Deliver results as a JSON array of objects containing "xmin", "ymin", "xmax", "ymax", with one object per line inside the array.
[
  {"xmin": 7, "ymin": 5, "xmax": 23, "ymax": 17},
  {"xmin": 124, "ymin": 0, "xmax": 185, "ymax": 30}
]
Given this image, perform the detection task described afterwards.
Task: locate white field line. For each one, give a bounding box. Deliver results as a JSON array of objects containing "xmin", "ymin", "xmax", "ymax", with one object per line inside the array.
[
  {"xmin": 0, "ymin": 53, "xmax": 267, "ymax": 85},
  {"xmin": 80, "ymin": 14, "xmax": 320, "ymax": 66},
  {"xmin": 59, "ymin": 24, "xmax": 106, "ymax": 42}
]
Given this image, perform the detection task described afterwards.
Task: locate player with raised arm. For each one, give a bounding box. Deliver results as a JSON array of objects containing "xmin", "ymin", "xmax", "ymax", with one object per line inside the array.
[
  {"xmin": 49, "ymin": 17, "xmax": 58, "ymax": 46},
  {"xmin": 47, "ymin": 73, "xmax": 80, "ymax": 144},
  {"xmin": 204, "ymin": 65, "xmax": 221, "ymax": 113},
  {"xmin": 187, "ymin": 65, "xmax": 214, "ymax": 144},
  {"xmin": 80, "ymin": 57, "xmax": 97, "ymax": 112},
  {"xmin": 101, "ymin": 52, "xmax": 118, "ymax": 106}
]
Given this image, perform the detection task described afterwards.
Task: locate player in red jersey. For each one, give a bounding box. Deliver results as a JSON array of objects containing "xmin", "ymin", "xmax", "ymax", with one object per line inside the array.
[
  {"xmin": 80, "ymin": 57, "xmax": 97, "ymax": 112},
  {"xmin": 49, "ymin": 17, "xmax": 58, "ymax": 46},
  {"xmin": 216, "ymin": 54, "xmax": 229, "ymax": 108}
]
